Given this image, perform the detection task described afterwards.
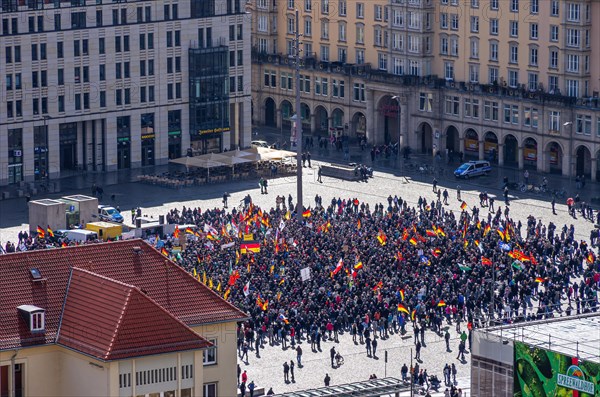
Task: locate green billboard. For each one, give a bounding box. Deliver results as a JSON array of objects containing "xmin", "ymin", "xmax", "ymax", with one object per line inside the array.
[{"xmin": 514, "ymin": 341, "xmax": 600, "ymax": 397}]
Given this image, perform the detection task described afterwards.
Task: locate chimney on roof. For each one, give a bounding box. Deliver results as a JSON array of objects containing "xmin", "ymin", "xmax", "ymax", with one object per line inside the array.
[{"xmin": 133, "ymin": 246, "xmax": 143, "ymax": 255}]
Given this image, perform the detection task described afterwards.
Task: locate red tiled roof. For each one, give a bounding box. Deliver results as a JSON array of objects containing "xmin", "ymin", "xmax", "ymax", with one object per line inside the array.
[
  {"xmin": 0, "ymin": 239, "xmax": 247, "ymax": 353},
  {"xmin": 58, "ymin": 268, "xmax": 212, "ymax": 361}
]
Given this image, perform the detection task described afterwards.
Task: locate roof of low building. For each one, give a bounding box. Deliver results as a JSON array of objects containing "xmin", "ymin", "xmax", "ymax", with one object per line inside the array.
[
  {"xmin": 482, "ymin": 313, "xmax": 600, "ymax": 364},
  {"xmin": 0, "ymin": 239, "xmax": 247, "ymax": 359}
]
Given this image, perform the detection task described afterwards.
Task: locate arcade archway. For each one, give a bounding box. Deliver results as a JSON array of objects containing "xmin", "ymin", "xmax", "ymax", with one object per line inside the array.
[
  {"xmin": 546, "ymin": 141, "xmax": 563, "ymax": 174},
  {"xmin": 417, "ymin": 122, "xmax": 433, "ymax": 154},
  {"xmin": 265, "ymin": 97, "xmax": 276, "ymax": 126},
  {"xmin": 463, "ymin": 128, "xmax": 479, "ymax": 159},
  {"xmin": 314, "ymin": 106, "xmax": 329, "ymax": 135},
  {"xmin": 504, "ymin": 134, "xmax": 518, "ymax": 166},
  {"xmin": 523, "ymin": 137, "xmax": 537, "ymax": 170},
  {"xmin": 484, "ymin": 132, "xmax": 498, "ymax": 162},
  {"xmin": 377, "ymin": 96, "xmax": 400, "ymax": 144},
  {"xmin": 575, "ymin": 145, "xmax": 592, "ymax": 177}
]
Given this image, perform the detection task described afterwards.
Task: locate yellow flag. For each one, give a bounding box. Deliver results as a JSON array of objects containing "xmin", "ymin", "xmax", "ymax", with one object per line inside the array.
[
  {"xmin": 202, "ymin": 271, "xmax": 207, "ymax": 284},
  {"xmin": 270, "ymin": 265, "xmax": 275, "ymax": 274},
  {"xmin": 284, "ymin": 211, "xmax": 291, "ymax": 220},
  {"xmin": 216, "ymin": 282, "xmax": 221, "ymax": 292},
  {"xmin": 193, "ymin": 268, "xmax": 197, "ymax": 277},
  {"xmin": 209, "ymin": 278, "xmax": 214, "ymax": 289},
  {"xmin": 224, "ymin": 288, "xmax": 231, "ymax": 300}
]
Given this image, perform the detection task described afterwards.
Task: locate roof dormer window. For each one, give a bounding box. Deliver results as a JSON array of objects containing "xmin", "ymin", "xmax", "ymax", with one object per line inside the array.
[{"xmin": 17, "ymin": 305, "xmax": 45, "ymax": 332}]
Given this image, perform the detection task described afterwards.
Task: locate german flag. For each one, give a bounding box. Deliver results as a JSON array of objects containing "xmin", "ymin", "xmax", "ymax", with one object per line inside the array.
[
  {"xmin": 426, "ymin": 229, "xmax": 437, "ymax": 237},
  {"xmin": 395, "ymin": 251, "xmax": 404, "ymax": 261},
  {"xmin": 476, "ymin": 220, "xmax": 481, "ymax": 230},
  {"xmin": 240, "ymin": 241, "xmax": 260, "ymax": 254},
  {"xmin": 411, "ymin": 309, "xmax": 417, "ymax": 322},
  {"xmin": 223, "ymin": 288, "xmax": 231, "ymax": 300},
  {"xmin": 357, "ymin": 219, "xmax": 362, "ymax": 229},
  {"xmin": 37, "ymin": 225, "xmax": 45, "ymax": 238},
  {"xmin": 437, "ymin": 300, "xmax": 447, "ymax": 307},
  {"xmin": 497, "ymin": 229, "xmax": 506, "ymax": 241},
  {"xmin": 372, "ymin": 281, "xmax": 383, "ymax": 292},
  {"xmin": 61, "ymin": 242, "xmax": 68, "ymax": 248},
  {"xmin": 279, "ymin": 278, "xmax": 285, "ymax": 286},
  {"xmin": 185, "ymin": 227, "xmax": 194, "ymax": 234},
  {"xmin": 46, "ymin": 226, "xmax": 54, "ymax": 238},
  {"xmin": 354, "ymin": 262, "xmax": 363, "ymax": 270},
  {"xmin": 206, "ymin": 233, "xmax": 220, "ymax": 241},
  {"xmin": 409, "ymin": 237, "xmax": 418, "ymax": 246},
  {"xmin": 431, "ymin": 248, "xmax": 442, "ymax": 258},
  {"xmin": 587, "ymin": 252, "xmax": 595, "ymax": 264},
  {"xmin": 435, "ymin": 226, "xmax": 446, "ymax": 237},
  {"xmin": 235, "ymin": 250, "xmax": 241, "ymax": 264},
  {"xmin": 173, "ymin": 225, "xmax": 180, "ymax": 238},
  {"xmin": 377, "ymin": 231, "xmax": 387, "ymax": 246},
  {"xmin": 161, "ymin": 247, "xmax": 169, "ymax": 256},
  {"xmin": 460, "ymin": 201, "xmax": 468, "ymax": 210},
  {"xmin": 400, "ymin": 289, "xmax": 405, "ymax": 301},
  {"xmin": 535, "ymin": 277, "xmax": 546, "ymax": 283},
  {"xmin": 483, "ymin": 224, "xmax": 491, "ymax": 236},
  {"xmin": 397, "ymin": 303, "xmax": 409, "ymax": 314},
  {"xmin": 481, "ymin": 257, "xmax": 492, "ymax": 266},
  {"xmin": 402, "ymin": 228, "xmax": 409, "ymax": 240},
  {"xmin": 302, "ymin": 209, "xmax": 311, "ymax": 218}
]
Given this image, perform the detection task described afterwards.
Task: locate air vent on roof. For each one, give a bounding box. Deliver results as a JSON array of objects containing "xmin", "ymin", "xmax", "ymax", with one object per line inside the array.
[
  {"xmin": 132, "ymin": 246, "xmax": 142, "ymax": 254},
  {"xmin": 29, "ymin": 268, "xmax": 46, "ymax": 282}
]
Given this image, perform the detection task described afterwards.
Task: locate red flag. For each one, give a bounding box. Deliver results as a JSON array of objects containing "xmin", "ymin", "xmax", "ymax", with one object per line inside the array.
[
  {"xmin": 173, "ymin": 225, "xmax": 180, "ymax": 238},
  {"xmin": 481, "ymin": 257, "xmax": 492, "ymax": 266}
]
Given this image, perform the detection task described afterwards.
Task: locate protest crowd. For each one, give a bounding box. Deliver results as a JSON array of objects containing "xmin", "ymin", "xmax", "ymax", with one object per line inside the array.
[{"xmin": 158, "ymin": 192, "xmax": 599, "ymax": 395}]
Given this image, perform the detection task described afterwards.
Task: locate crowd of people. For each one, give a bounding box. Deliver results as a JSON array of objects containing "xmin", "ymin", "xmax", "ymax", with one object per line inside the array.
[{"xmin": 159, "ymin": 191, "xmax": 599, "ymax": 393}]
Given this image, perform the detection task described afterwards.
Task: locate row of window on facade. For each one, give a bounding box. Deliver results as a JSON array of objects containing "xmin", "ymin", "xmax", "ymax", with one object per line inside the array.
[
  {"xmin": 441, "ymin": 62, "xmax": 588, "ymax": 98},
  {"xmin": 429, "ymin": 93, "xmax": 600, "ymax": 135},
  {"xmin": 0, "ymin": 0, "xmax": 244, "ymax": 32},
  {"xmin": 442, "ymin": 0, "xmax": 582, "ymax": 19},
  {"xmin": 264, "ymin": 70, "xmax": 366, "ymax": 102}
]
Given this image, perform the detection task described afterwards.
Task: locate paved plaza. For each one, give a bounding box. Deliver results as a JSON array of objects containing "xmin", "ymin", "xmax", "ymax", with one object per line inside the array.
[{"xmin": 0, "ymin": 161, "xmax": 597, "ymax": 396}]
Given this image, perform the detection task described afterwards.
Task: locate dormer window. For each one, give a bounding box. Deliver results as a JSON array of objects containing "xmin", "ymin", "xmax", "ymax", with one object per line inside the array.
[{"xmin": 17, "ymin": 305, "xmax": 45, "ymax": 332}]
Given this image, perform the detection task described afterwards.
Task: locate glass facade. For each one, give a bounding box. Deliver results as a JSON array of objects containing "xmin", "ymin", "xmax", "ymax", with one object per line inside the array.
[{"xmin": 189, "ymin": 46, "xmax": 230, "ymax": 153}]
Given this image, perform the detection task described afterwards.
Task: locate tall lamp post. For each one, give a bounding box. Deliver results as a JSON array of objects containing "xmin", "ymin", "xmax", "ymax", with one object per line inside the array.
[
  {"xmin": 292, "ymin": 9, "xmax": 303, "ymax": 220},
  {"xmin": 391, "ymin": 95, "xmax": 403, "ymax": 175}
]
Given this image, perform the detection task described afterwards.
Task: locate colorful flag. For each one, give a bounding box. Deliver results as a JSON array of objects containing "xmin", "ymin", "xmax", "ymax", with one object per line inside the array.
[
  {"xmin": 587, "ymin": 252, "xmax": 595, "ymax": 264},
  {"xmin": 223, "ymin": 288, "xmax": 231, "ymax": 300},
  {"xmin": 483, "ymin": 224, "xmax": 491, "ymax": 236},
  {"xmin": 395, "ymin": 251, "xmax": 404, "ymax": 261},
  {"xmin": 426, "ymin": 229, "xmax": 437, "ymax": 237},
  {"xmin": 535, "ymin": 277, "xmax": 546, "ymax": 283},
  {"xmin": 331, "ymin": 258, "xmax": 344, "ymax": 277},
  {"xmin": 402, "ymin": 228, "xmax": 409, "ymax": 240},
  {"xmin": 435, "ymin": 226, "xmax": 446, "ymax": 237},
  {"xmin": 372, "ymin": 281, "xmax": 383, "ymax": 292},
  {"xmin": 173, "ymin": 225, "xmax": 180, "ymax": 238},
  {"xmin": 161, "ymin": 247, "xmax": 169, "ymax": 256},
  {"xmin": 185, "ymin": 227, "xmax": 194, "ymax": 234},
  {"xmin": 46, "ymin": 226, "xmax": 54, "ymax": 238},
  {"xmin": 279, "ymin": 278, "xmax": 285, "ymax": 286},
  {"xmin": 202, "ymin": 271, "xmax": 207, "ymax": 285},
  {"xmin": 240, "ymin": 241, "xmax": 261, "ymax": 254},
  {"xmin": 397, "ymin": 303, "xmax": 409, "ymax": 314},
  {"xmin": 278, "ymin": 314, "xmax": 289, "ymax": 324},
  {"xmin": 511, "ymin": 261, "xmax": 523, "ymax": 270},
  {"xmin": 481, "ymin": 257, "xmax": 492, "ymax": 266},
  {"xmin": 411, "ymin": 309, "xmax": 416, "ymax": 322},
  {"xmin": 400, "ymin": 289, "xmax": 405, "ymax": 301},
  {"xmin": 208, "ymin": 278, "xmax": 214, "ymax": 289},
  {"xmin": 193, "ymin": 268, "xmax": 198, "ymax": 277},
  {"xmin": 409, "ymin": 237, "xmax": 418, "ymax": 246},
  {"xmin": 302, "ymin": 209, "xmax": 311, "ymax": 218},
  {"xmin": 354, "ymin": 262, "xmax": 363, "ymax": 270},
  {"xmin": 357, "ymin": 219, "xmax": 362, "ymax": 229},
  {"xmin": 216, "ymin": 282, "xmax": 221, "ymax": 292},
  {"xmin": 377, "ymin": 231, "xmax": 387, "ymax": 246},
  {"xmin": 459, "ymin": 264, "xmax": 472, "ymax": 272},
  {"xmin": 37, "ymin": 225, "xmax": 45, "ymax": 238},
  {"xmin": 431, "ymin": 248, "xmax": 442, "ymax": 258},
  {"xmin": 460, "ymin": 201, "xmax": 467, "ymax": 210},
  {"xmin": 437, "ymin": 300, "xmax": 447, "ymax": 307},
  {"xmin": 61, "ymin": 242, "xmax": 67, "ymax": 248},
  {"xmin": 243, "ymin": 281, "xmax": 250, "ymax": 296}
]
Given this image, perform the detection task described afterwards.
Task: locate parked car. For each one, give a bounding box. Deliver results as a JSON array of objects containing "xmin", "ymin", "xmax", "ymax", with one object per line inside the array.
[
  {"xmin": 98, "ymin": 205, "xmax": 124, "ymax": 223},
  {"xmin": 57, "ymin": 229, "xmax": 99, "ymax": 242},
  {"xmin": 251, "ymin": 140, "xmax": 270, "ymax": 148},
  {"xmin": 454, "ymin": 160, "xmax": 491, "ymax": 179}
]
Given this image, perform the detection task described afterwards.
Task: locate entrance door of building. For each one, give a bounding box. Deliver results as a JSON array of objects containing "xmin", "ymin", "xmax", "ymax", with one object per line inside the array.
[
  {"xmin": 117, "ymin": 141, "xmax": 131, "ymax": 169},
  {"xmin": 60, "ymin": 123, "xmax": 78, "ymax": 170},
  {"xmin": 141, "ymin": 138, "xmax": 155, "ymax": 166}
]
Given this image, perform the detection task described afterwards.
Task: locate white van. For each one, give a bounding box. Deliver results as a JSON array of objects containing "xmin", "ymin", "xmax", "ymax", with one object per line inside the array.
[{"xmin": 59, "ymin": 229, "xmax": 99, "ymax": 242}]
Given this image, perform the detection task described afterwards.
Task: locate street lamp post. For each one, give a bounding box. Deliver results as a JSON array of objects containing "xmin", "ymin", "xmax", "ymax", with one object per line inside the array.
[{"xmin": 293, "ymin": 9, "xmax": 303, "ymax": 220}]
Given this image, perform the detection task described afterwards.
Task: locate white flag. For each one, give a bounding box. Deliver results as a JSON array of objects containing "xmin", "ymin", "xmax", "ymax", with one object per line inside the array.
[{"xmin": 243, "ymin": 281, "xmax": 250, "ymax": 297}]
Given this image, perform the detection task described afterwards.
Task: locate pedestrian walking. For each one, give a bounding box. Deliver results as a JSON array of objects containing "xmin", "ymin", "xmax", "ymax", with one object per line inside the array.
[
  {"xmin": 317, "ymin": 166, "xmax": 323, "ymax": 183},
  {"xmin": 372, "ymin": 338, "xmax": 378, "ymax": 357},
  {"xmin": 296, "ymin": 345, "xmax": 303, "ymax": 367},
  {"xmin": 552, "ymin": 196, "xmax": 557, "ymax": 215},
  {"xmin": 433, "ymin": 177, "xmax": 438, "ymax": 193},
  {"xmin": 223, "ymin": 192, "xmax": 230, "ymax": 208},
  {"xmin": 456, "ymin": 185, "xmax": 461, "ymax": 201},
  {"xmin": 451, "ymin": 363, "xmax": 457, "ymax": 384},
  {"xmin": 307, "ymin": 152, "xmax": 312, "ymax": 168},
  {"xmin": 504, "ymin": 186, "xmax": 509, "ymax": 205},
  {"xmin": 456, "ymin": 341, "xmax": 465, "ymax": 361},
  {"xmin": 242, "ymin": 370, "xmax": 248, "ymax": 384},
  {"xmin": 415, "ymin": 340, "xmax": 421, "ymax": 360},
  {"xmin": 444, "ymin": 329, "xmax": 451, "ymax": 351},
  {"xmin": 443, "ymin": 189, "xmax": 449, "ymax": 205},
  {"xmin": 248, "ymin": 381, "xmax": 256, "ymax": 397}
]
